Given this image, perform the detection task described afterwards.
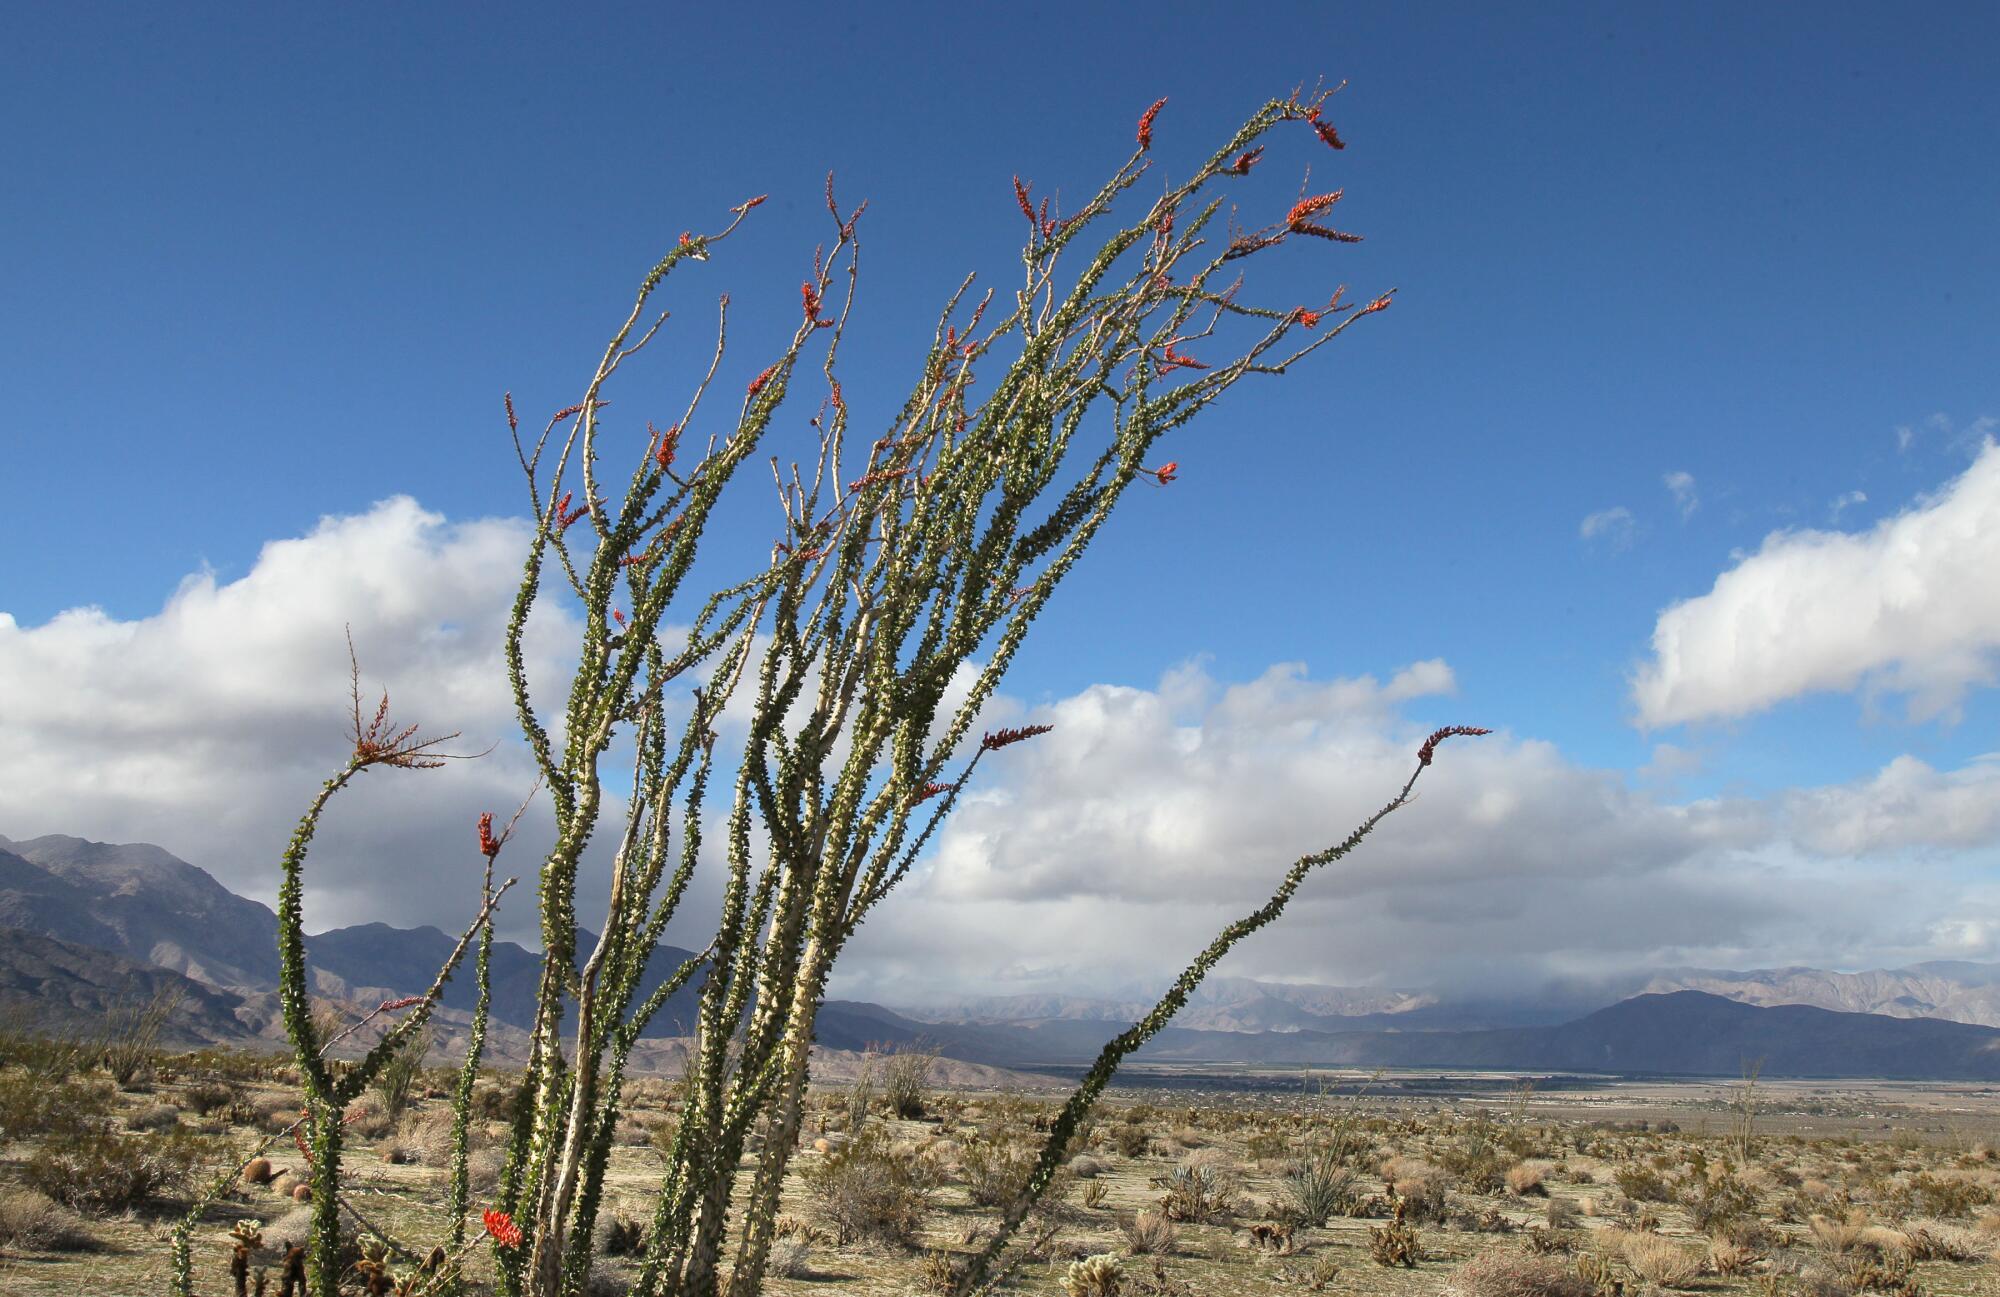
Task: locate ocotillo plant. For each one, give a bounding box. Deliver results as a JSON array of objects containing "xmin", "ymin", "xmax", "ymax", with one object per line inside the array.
[{"xmin": 243, "ymin": 87, "xmax": 1485, "ymax": 1297}]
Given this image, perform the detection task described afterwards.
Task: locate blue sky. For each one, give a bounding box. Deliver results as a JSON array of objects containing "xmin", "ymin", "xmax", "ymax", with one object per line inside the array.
[{"xmin": 3, "ymin": 4, "xmax": 1996, "ymax": 994}]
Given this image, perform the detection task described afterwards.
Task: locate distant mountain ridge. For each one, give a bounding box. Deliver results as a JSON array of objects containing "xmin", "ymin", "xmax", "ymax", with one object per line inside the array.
[{"xmin": 10, "ymin": 829, "xmax": 2000, "ymax": 1080}]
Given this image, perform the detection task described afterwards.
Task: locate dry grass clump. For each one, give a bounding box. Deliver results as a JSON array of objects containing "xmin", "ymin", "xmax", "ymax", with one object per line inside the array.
[
  {"xmin": 1505, "ymin": 1161, "xmax": 1550, "ymax": 1197},
  {"xmin": 1119, "ymin": 1209, "xmax": 1177, "ymax": 1256},
  {"xmin": 0, "ymin": 1187, "xmax": 99, "ymax": 1252},
  {"xmin": 1605, "ymin": 1228, "xmax": 1703, "ymax": 1288},
  {"xmin": 1443, "ymin": 1250, "xmax": 1598, "ymax": 1297},
  {"xmin": 1706, "ymin": 1234, "xmax": 1758, "ymax": 1276}
]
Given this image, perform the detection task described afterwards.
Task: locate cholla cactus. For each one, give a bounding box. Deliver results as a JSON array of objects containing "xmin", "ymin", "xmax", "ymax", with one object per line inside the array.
[
  {"xmin": 1061, "ymin": 1255, "xmax": 1125, "ymax": 1297},
  {"xmin": 223, "ymin": 84, "xmax": 1487, "ymax": 1297}
]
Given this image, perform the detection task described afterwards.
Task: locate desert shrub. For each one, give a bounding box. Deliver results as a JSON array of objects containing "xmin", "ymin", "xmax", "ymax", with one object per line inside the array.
[
  {"xmin": 1082, "ymin": 1179, "xmax": 1109, "ymax": 1209},
  {"xmin": 1900, "ymin": 1220, "xmax": 1988, "ymax": 1262},
  {"xmin": 1707, "ymin": 1235, "xmax": 1757, "ymax": 1276},
  {"xmin": 341, "ymin": 1092, "xmax": 395, "ymax": 1140},
  {"xmin": 1110, "ymin": 1123, "xmax": 1151, "ymax": 1158},
  {"xmin": 0, "ymin": 1187, "xmax": 99, "ymax": 1251},
  {"xmin": 1894, "ymin": 1172, "xmax": 1991, "ymax": 1219},
  {"xmin": 1506, "ymin": 1161, "xmax": 1549, "ymax": 1197},
  {"xmin": 767, "ymin": 1235, "xmax": 813, "ymax": 1279},
  {"xmin": 1442, "ymin": 1127, "xmax": 1512, "ymax": 1194},
  {"xmin": 1544, "ymin": 1197, "xmax": 1582, "ymax": 1230},
  {"xmin": 367, "ymin": 1024, "xmax": 431, "ymax": 1120},
  {"xmin": 1070, "ymin": 1153, "xmax": 1110, "ymax": 1179},
  {"xmin": 1608, "ymin": 1229, "xmax": 1702, "ymax": 1288},
  {"xmin": 1245, "ymin": 1129, "xmax": 1289, "ymax": 1162},
  {"xmin": 23, "ymin": 1127, "xmax": 212, "ymax": 1213},
  {"xmin": 1158, "ymin": 1152, "xmax": 1238, "ymax": 1224},
  {"xmin": 803, "ymin": 1126, "xmax": 942, "ymax": 1247},
  {"xmin": 1119, "ymin": 1210, "xmax": 1177, "ymax": 1256},
  {"xmin": 0, "ymin": 1072, "xmax": 114, "ymax": 1142},
  {"xmin": 127, "ymin": 1101, "xmax": 181, "ymax": 1132},
  {"xmin": 1612, "ymin": 1163, "xmax": 1674, "ymax": 1203},
  {"xmin": 880, "ymin": 1046, "xmax": 936, "ymax": 1120},
  {"xmin": 92, "ymin": 985, "xmax": 181, "ymax": 1086},
  {"xmin": 602, "ymin": 1214, "xmax": 644, "ymax": 1257},
  {"xmin": 961, "ymin": 1134, "xmax": 1037, "ymax": 1208},
  {"xmin": 1444, "ymin": 1250, "xmax": 1597, "ymax": 1297},
  {"xmin": 1369, "ymin": 1217, "xmax": 1423, "ymax": 1267},
  {"xmin": 1682, "ymin": 1170, "xmax": 1759, "ymax": 1233},
  {"xmin": 182, "ymin": 1079, "xmax": 237, "ymax": 1117},
  {"xmin": 1283, "ymin": 1147, "xmax": 1362, "ymax": 1226}
]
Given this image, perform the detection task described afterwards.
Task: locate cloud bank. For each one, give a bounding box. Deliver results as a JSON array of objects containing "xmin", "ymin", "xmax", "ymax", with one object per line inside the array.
[{"xmin": 4, "ymin": 497, "xmax": 1997, "ymax": 1002}]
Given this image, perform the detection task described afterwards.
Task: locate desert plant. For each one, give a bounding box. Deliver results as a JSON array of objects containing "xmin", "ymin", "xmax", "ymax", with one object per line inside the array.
[
  {"xmin": 0, "ymin": 1187, "xmax": 100, "ymax": 1251},
  {"xmin": 1609, "ymin": 1229, "xmax": 1703, "ymax": 1289},
  {"xmin": 1119, "ymin": 1210, "xmax": 1177, "ymax": 1257},
  {"xmin": 232, "ymin": 87, "xmax": 1478, "ymax": 1297},
  {"xmin": 1283, "ymin": 1146, "xmax": 1361, "ymax": 1226},
  {"xmin": 1063, "ymin": 1254, "xmax": 1125, "ymax": 1297},
  {"xmin": 94, "ymin": 984, "xmax": 183, "ymax": 1087},
  {"xmin": 1445, "ymin": 1251, "xmax": 1597, "ymax": 1297},
  {"xmin": 24, "ymin": 1126, "xmax": 212, "ymax": 1214},
  {"xmin": 368, "ymin": 1022, "xmax": 432, "ymax": 1120},
  {"xmin": 880, "ymin": 1045, "xmax": 937, "ymax": 1120},
  {"xmin": 801, "ymin": 1125, "xmax": 942, "ymax": 1247},
  {"xmin": 1369, "ymin": 1215, "xmax": 1423, "ymax": 1267}
]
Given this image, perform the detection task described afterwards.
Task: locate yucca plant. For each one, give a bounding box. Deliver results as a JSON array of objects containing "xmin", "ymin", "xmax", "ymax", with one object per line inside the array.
[{"xmin": 182, "ymin": 85, "xmax": 1488, "ymax": 1297}]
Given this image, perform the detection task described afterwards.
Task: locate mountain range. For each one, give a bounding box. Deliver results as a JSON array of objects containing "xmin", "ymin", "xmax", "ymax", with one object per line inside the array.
[{"xmin": 7, "ymin": 830, "xmax": 2000, "ymax": 1080}]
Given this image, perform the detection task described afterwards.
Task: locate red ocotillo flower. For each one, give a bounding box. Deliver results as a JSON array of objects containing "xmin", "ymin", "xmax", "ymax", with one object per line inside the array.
[
  {"xmin": 651, "ymin": 421, "xmax": 681, "ymax": 470},
  {"xmin": 1313, "ymin": 119, "xmax": 1346, "ymax": 150},
  {"xmin": 477, "ymin": 811, "xmax": 500, "ymax": 859},
  {"xmin": 1416, "ymin": 725, "xmax": 1492, "ymax": 767},
  {"xmin": 611, "ymin": 608, "xmax": 627, "ymax": 628},
  {"xmin": 748, "ymin": 363, "xmax": 779, "ymax": 397},
  {"xmin": 1145, "ymin": 461, "xmax": 1179, "ymax": 485},
  {"xmin": 483, "ymin": 1210, "xmax": 524, "ymax": 1250},
  {"xmin": 1137, "ymin": 97, "xmax": 1166, "ymax": 151},
  {"xmin": 802, "ymin": 281, "xmax": 832, "ymax": 328},
  {"xmin": 1157, "ymin": 343, "xmax": 1208, "ymax": 373},
  {"xmin": 554, "ymin": 491, "xmax": 588, "ymax": 531},
  {"xmin": 1224, "ymin": 146, "xmax": 1265, "ymax": 175},
  {"xmin": 1285, "ymin": 191, "xmax": 1344, "ymax": 230},
  {"xmin": 377, "ymin": 995, "xmax": 424, "ymax": 1013},
  {"xmin": 733, "ymin": 194, "xmax": 768, "ymax": 214},
  {"xmin": 1359, "ymin": 293, "xmax": 1393, "ymax": 315},
  {"xmin": 1012, "ymin": 176, "xmax": 1036, "ymax": 226},
  {"xmin": 1295, "ymin": 308, "xmax": 1322, "ymax": 328},
  {"xmin": 504, "ymin": 392, "xmax": 518, "ymax": 435},
  {"xmin": 981, "ymin": 724, "xmax": 1054, "ymax": 752},
  {"xmin": 911, "ymin": 781, "xmax": 954, "ymax": 806}
]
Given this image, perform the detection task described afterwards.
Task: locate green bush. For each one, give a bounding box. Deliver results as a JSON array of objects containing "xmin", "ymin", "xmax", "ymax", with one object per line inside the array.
[
  {"xmin": 22, "ymin": 1127, "xmax": 213, "ymax": 1213},
  {"xmin": 1283, "ymin": 1147, "xmax": 1362, "ymax": 1226},
  {"xmin": 803, "ymin": 1127, "xmax": 944, "ymax": 1246}
]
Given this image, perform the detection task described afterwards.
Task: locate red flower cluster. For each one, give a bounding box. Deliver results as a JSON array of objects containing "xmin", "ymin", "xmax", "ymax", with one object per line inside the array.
[
  {"xmin": 483, "ymin": 1209, "xmax": 523, "ymax": 1250},
  {"xmin": 477, "ymin": 812, "xmax": 500, "ymax": 860},
  {"xmin": 1145, "ymin": 461, "xmax": 1179, "ymax": 485},
  {"xmin": 1313, "ymin": 119, "xmax": 1346, "ymax": 150},
  {"xmin": 554, "ymin": 491, "xmax": 588, "ymax": 531},
  {"xmin": 1224, "ymin": 147, "xmax": 1264, "ymax": 176},
  {"xmin": 1295, "ymin": 308, "xmax": 1322, "ymax": 328},
  {"xmin": 1285, "ymin": 191, "xmax": 1342, "ymax": 229},
  {"xmin": 1013, "ymin": 175, "xmax": 1036, "ymax": 225},
  {"xmin": 733, "ymin": 194, "xmax": 768, "ymax": 214},
  {"xmin": 980, "ymin": 724, "xmax": 1054, "ymax": 753},
  {"xmin": 1359, "ymin": 294, "xmax": 1393, "ymax": 316},
  {"xmin": 1416, "ymin": 725, "xmax": 1492, "ymax": 767},
  {"xmin": 1137, "ymin": 97, "xmax": 1166, "ymax": 151},
  {"xmin": 747, "ymin": 363, "xmax": 779, "ymax": 397},
  {"xmin": 377, "ymin": 995, "xmax": 424, "ymax": 1013},
  {"xmin": 1156, "ymin": 343, "xmax": 1207, "ymax": 373},
  {"xmin": 651, "ymin": 421, "xmax": 681, "ymax": 470},
  {"xmin": 911, "ymin": 781, "xmax": 954, "ymax": 806},
  {"xmin": 802, "ymin": 282, "xmax": 832, "ymax": 328}
]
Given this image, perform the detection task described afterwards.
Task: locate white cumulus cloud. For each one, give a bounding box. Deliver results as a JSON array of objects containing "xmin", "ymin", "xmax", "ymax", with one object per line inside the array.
[{"xmin": 1633, "ymin": 438, "xmax": 2000, "ymax": 727}]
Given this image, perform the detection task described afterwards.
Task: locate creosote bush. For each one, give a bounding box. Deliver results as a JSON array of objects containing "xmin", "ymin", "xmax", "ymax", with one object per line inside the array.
[{"xmin": 190, "ymin": 83, "xmax": 1490, "ymax": 1297}]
